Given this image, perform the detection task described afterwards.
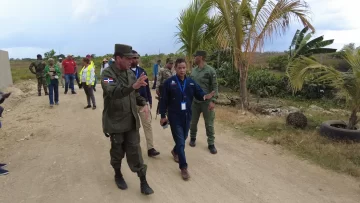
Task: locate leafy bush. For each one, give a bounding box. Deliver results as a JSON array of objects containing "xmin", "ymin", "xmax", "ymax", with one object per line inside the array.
[
  {"xmin": 267, "ymin": 55, "xmax": 288, "ymax": 71},
  {"xmin": 216, "ymin": 62, "xmax": 239, "ymax": 90},
  {"xmin": 246, "ymin": 68, "xmax": 335, "ymax": 100},
  {"xmin": 247, "ymin": 68, "xmax": 284, "ymax": 98}
]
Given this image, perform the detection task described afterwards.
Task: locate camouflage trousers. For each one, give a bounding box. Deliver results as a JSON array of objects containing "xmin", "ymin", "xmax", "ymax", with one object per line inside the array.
[
  {"xmin": 37, "ymin": 77, "xmax": 48, "ymax": 95},
  {"xmin": 109, "ymin": 129, "xmax": 147, "ymax": 177}
]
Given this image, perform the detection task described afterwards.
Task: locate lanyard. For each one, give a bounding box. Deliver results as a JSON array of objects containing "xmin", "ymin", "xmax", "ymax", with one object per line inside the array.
[
  {"xmin": 135, "ymin": 68, "xmax": 139, "ymax": 78},
  {"xmin": 175, "ymin": 76, "xmax": 186, "ymax": 95}
]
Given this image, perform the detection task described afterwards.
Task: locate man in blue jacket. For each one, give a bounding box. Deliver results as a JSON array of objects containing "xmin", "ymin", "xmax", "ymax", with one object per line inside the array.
[
  {"xmin": 159, "ymin": 58, "xmax": 214, "ymax": 180},
  {"xmin": 131, "ymin": 51, "xmax": 160, "ymax": 157},
  {"xmin": 152, "ymin": 60, "xmax": 161, "ymax": 89}
]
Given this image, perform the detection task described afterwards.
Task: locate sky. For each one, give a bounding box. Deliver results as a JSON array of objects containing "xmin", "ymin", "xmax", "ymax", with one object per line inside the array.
[{"xmin": 0, "ymin": 0, "xmax": 358, "ymax": 58}]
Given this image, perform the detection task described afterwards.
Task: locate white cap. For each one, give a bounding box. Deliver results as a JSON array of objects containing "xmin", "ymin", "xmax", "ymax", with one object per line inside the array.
[{"xmin": 59, "ymin": 57, "xmax": 62, "ymax": 59}]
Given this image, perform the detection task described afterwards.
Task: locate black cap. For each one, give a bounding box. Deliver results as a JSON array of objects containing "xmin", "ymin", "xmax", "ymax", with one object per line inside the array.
[
  {"xmin": 37, "ymin": 54, "xmax": 42, "ymax": 59},
  {"xmin": 193, "ymin": 50, "xmax": 207, "ymax": 57},
  {"xmin": 114, "ymin": 44, "xmax": 135, "ymax": 57}
]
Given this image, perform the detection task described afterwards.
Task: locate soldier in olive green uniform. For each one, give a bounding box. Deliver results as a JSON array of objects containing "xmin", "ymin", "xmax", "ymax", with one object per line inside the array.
[
  {"xmin": 29, "ymin": 54, "xmax": 48, "ymax": 96},
  {"xmin": 189, "ymin": 51, "xmax": 219, "ymax": 154},
  {"xmin": 101, "ymin": 44, "xmax": 154, "ymax": 195}
]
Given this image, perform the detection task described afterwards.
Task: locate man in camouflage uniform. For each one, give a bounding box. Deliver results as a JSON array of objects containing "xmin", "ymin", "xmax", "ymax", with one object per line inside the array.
[
  {"xmin": 29, "ymin": 54, "xmax": 48, "ymax": 96},
  {"xmin": 155, "ymin": 58, "xmax": 175, "ymax": 116},
  {"xmin": 189, "ymin": 50, "xmax": 219, "ymax": 154},
  {"xmin": 101, "ymin": 44, "xmax": 154, "ymax": 195},
  {"xmin": 155, "ymin": 58, "xmax": 175, "ymax": 96}
]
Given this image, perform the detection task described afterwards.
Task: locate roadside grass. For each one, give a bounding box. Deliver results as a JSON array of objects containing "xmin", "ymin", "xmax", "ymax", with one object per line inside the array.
[
  {"xmin": 216, "ymin": 105, "xmax": 360, "ymax": 178},
  {"xmin": 10, "ymin": 60, "xmax": 35, "ymax": 83}
]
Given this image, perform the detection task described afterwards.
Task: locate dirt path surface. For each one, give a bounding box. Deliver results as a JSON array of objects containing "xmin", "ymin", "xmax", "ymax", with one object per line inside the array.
[{"xmin": 0, "ymin": 82, "xmax": 359, "ymax": 203}]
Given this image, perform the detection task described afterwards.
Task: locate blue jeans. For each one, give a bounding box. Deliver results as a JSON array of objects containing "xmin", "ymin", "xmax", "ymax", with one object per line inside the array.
[
  {"xmin": 169, "ymin": 117, "xmax": 190, "ymax": 169},
  {"xmin": 48, "ymin": 79, "xmax": 59, "ymax": 105},
  {"xmin": 64, "ymin": 74, "xmax": 75, "ymax": 92}
]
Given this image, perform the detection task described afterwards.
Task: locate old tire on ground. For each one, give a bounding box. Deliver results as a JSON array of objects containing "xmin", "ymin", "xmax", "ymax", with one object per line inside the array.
[{"xmin": 319, "ymin": 120, "xmax": 360, "ymax": 142}]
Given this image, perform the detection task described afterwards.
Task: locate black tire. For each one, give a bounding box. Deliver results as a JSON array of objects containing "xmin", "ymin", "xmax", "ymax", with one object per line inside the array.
[{"xmin": 319, "ymin": 120, "xmax": 360, "ymax": 142}]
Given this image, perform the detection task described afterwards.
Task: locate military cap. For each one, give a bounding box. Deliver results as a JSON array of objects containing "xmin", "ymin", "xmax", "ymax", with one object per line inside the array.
[
  {"xmin": 193, "ymin": 50, "xmax": 207, "ymax": 57},
  {"xmin": 166, "ymin": 58, "xmax": 174, "ymax": 63},
  {"xmin": 114, "ymin": 44, "xmax": 135, "ymax": 57}
]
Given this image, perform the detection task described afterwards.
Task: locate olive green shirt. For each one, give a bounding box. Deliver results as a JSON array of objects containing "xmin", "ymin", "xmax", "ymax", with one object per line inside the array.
[
  {"xmin": 101, "ymin": 64, "xmax": 147, "ymax": 133},
  {"xmin": 190, "ymin": 64, "xmax": 218, "ymax": 102}
]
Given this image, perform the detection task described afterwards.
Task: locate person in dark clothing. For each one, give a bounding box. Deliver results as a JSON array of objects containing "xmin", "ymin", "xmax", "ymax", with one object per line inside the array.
[
  {"xmin": 159, "ymin": 58, "xmax": 215, "ymax": 180},
  {"xmin": 0, "ymin": 91, "xmax": 11, "ymax": 175},
  {"xmin": 130, "ymin": 50, "xmax": 160, "ymax": 157}
]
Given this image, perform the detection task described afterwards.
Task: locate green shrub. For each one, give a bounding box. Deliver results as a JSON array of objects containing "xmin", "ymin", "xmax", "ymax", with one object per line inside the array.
[
  {"xmin": 267, "ymin": 55, "xmax": 289, "ymax": 71},
  {"xmin": 247, "ymin": 68, "xmax": 284, "ymax": 98},
  {"xmin": 216, "ymin": 62, "xmax": 239, "ymax": 91}
]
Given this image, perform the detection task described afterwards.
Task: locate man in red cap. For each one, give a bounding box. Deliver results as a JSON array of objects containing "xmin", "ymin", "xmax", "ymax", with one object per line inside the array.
[{"xmin": 86, "ymin": 54, "xmax": 97, "ymax": 91}]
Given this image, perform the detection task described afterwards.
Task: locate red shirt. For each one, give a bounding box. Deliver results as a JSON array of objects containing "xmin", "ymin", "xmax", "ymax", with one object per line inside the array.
[{"xmin": 62, "ymin": 59, "xmax": 77, "ymax": 74}]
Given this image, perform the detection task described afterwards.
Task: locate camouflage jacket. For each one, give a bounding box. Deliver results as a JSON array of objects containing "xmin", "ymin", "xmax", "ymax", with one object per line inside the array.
[
  {"xmin": 156, "ymin": 67, "xmax": 176, "ymax": 92},
  {"xmin": 101, "ymin": 64, "xmax": 147, "ymax": 134},
  {"xmin": 29, "ymin": 60, "xmax": 46, "ymax": 78}
]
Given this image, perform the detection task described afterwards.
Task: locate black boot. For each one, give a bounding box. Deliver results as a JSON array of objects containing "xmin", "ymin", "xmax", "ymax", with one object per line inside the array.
[
  {"xmin": 147, "ymin": 148, "xmax": 160, "ymax": 157},
  {"xmin": 208, "ymin": 144, "xmax": 217, "ymax": 154},
  {"xmin": 140, "ymin": 176, "xmax": 154, "ymax": 195},
  {"xmin": 114, "ymin": 168, "xmax": 127, "ymax": 190},
  {"xmin": 189, "ymin": 138, "xmax": 196, "ymax": 147}
]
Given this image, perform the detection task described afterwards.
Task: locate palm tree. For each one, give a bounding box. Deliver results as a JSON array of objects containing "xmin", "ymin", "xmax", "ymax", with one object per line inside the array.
[
  {"xmin": 288, "ymin": 26, "xmax": 337, "ymax": 62},
  {"xmin": 175, "ymin": 0, "xmax": 212, "ymax": 70},
  {"xmin": 287, "ymin": 50, "xmax": 360, "ymax": 129},
  {"xmin": 207, "ymin": 0, "xmax": 314, "ymax": 109}
]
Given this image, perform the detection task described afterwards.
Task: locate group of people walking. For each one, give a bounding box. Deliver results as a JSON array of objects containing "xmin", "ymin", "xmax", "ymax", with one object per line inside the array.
[
  {"xmin": 28, "ymin": 54, "xmax": 103, "ymax": 109},
  {"xmin": 2, "ymin": 44, "xmax": 219, "ymax": 194},
  {"xmin": 101, "ymin": 44, "xmax": 218, "ymax": 195}
]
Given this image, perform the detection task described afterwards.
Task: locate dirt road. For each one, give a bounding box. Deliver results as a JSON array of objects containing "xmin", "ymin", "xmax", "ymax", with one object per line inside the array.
[{"xmin": 0, "ymin": 82, "xmax": 359, "ymax": 203}]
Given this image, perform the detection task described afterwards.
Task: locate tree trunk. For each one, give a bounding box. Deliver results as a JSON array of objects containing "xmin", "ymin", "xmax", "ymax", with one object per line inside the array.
[
  {"xmin": 347, "ymin": 109, "xmax": 358, "ymax": 130},
  {"xmin": 238, "ymin": 62, "xmax": 249, "ymax": 109}
]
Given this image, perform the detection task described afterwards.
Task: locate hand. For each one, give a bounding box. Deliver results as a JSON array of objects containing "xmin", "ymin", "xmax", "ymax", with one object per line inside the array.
[
  {"xmin": 140, "ymin": 105, "xmax": 149, "ymax": 120},
  {"xmin": 48, "ymin": 72, "xmax": 52, "ymax": 76},
  {"xmin": 208, "ymin": 101, "xmax": 215, "ymax": 111},
  {"xmin": 204, "ymin": 91, "xmax": 215, "ymax": 100},
  {"xmin": 132, "ymin": 73, "xmax": 148, "ymax": 89},
  {"xmin": 160, "ymin": 118, "xmax": 168, "ymax": 126},
  {"xmin": 62, "ymin": 75, "xmax": 65, "ymax": 78},
  {"xmin": 156, "ymin": 90, "xmax": 160, "ymax": 96}
]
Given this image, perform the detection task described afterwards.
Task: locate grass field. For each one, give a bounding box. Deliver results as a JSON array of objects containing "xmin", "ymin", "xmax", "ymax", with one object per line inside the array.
[{"xmin": 216, "ymin": 104, "xmax": 360, "ymax": 178}]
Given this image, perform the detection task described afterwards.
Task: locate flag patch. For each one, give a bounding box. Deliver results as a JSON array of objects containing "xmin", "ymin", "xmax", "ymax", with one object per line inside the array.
[{"xmin": 103, "ymin": 78, "xmax": 114, "ymax": 83}]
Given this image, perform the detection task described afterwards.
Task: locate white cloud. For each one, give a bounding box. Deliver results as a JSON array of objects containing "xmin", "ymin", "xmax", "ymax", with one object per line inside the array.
[
  {"xmin": 307, "ymin": 0, "xmax": 360, "ymax": 49},
  {"xmin": 1, "ymin": 47, "xmax": 50, "ymax": 59},
  {"xmin": 71, "ymin": 0, "xmax": 110, "ymax": 23}
]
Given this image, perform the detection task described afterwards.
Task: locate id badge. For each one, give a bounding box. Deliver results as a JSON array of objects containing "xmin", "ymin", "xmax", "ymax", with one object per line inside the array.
[{"xmin": 181, "ymin": 102, "xmax": 186, "ymax": 110}]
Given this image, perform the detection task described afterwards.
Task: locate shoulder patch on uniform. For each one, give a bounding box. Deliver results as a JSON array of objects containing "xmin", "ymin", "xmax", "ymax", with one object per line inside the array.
[
  {"xmin": 103, "ymin": 77, "xmax": 114, "ymax": 83},
  {"xmin": 171, "ymin": 80, "xmax": 176, "ymax": 85}
]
